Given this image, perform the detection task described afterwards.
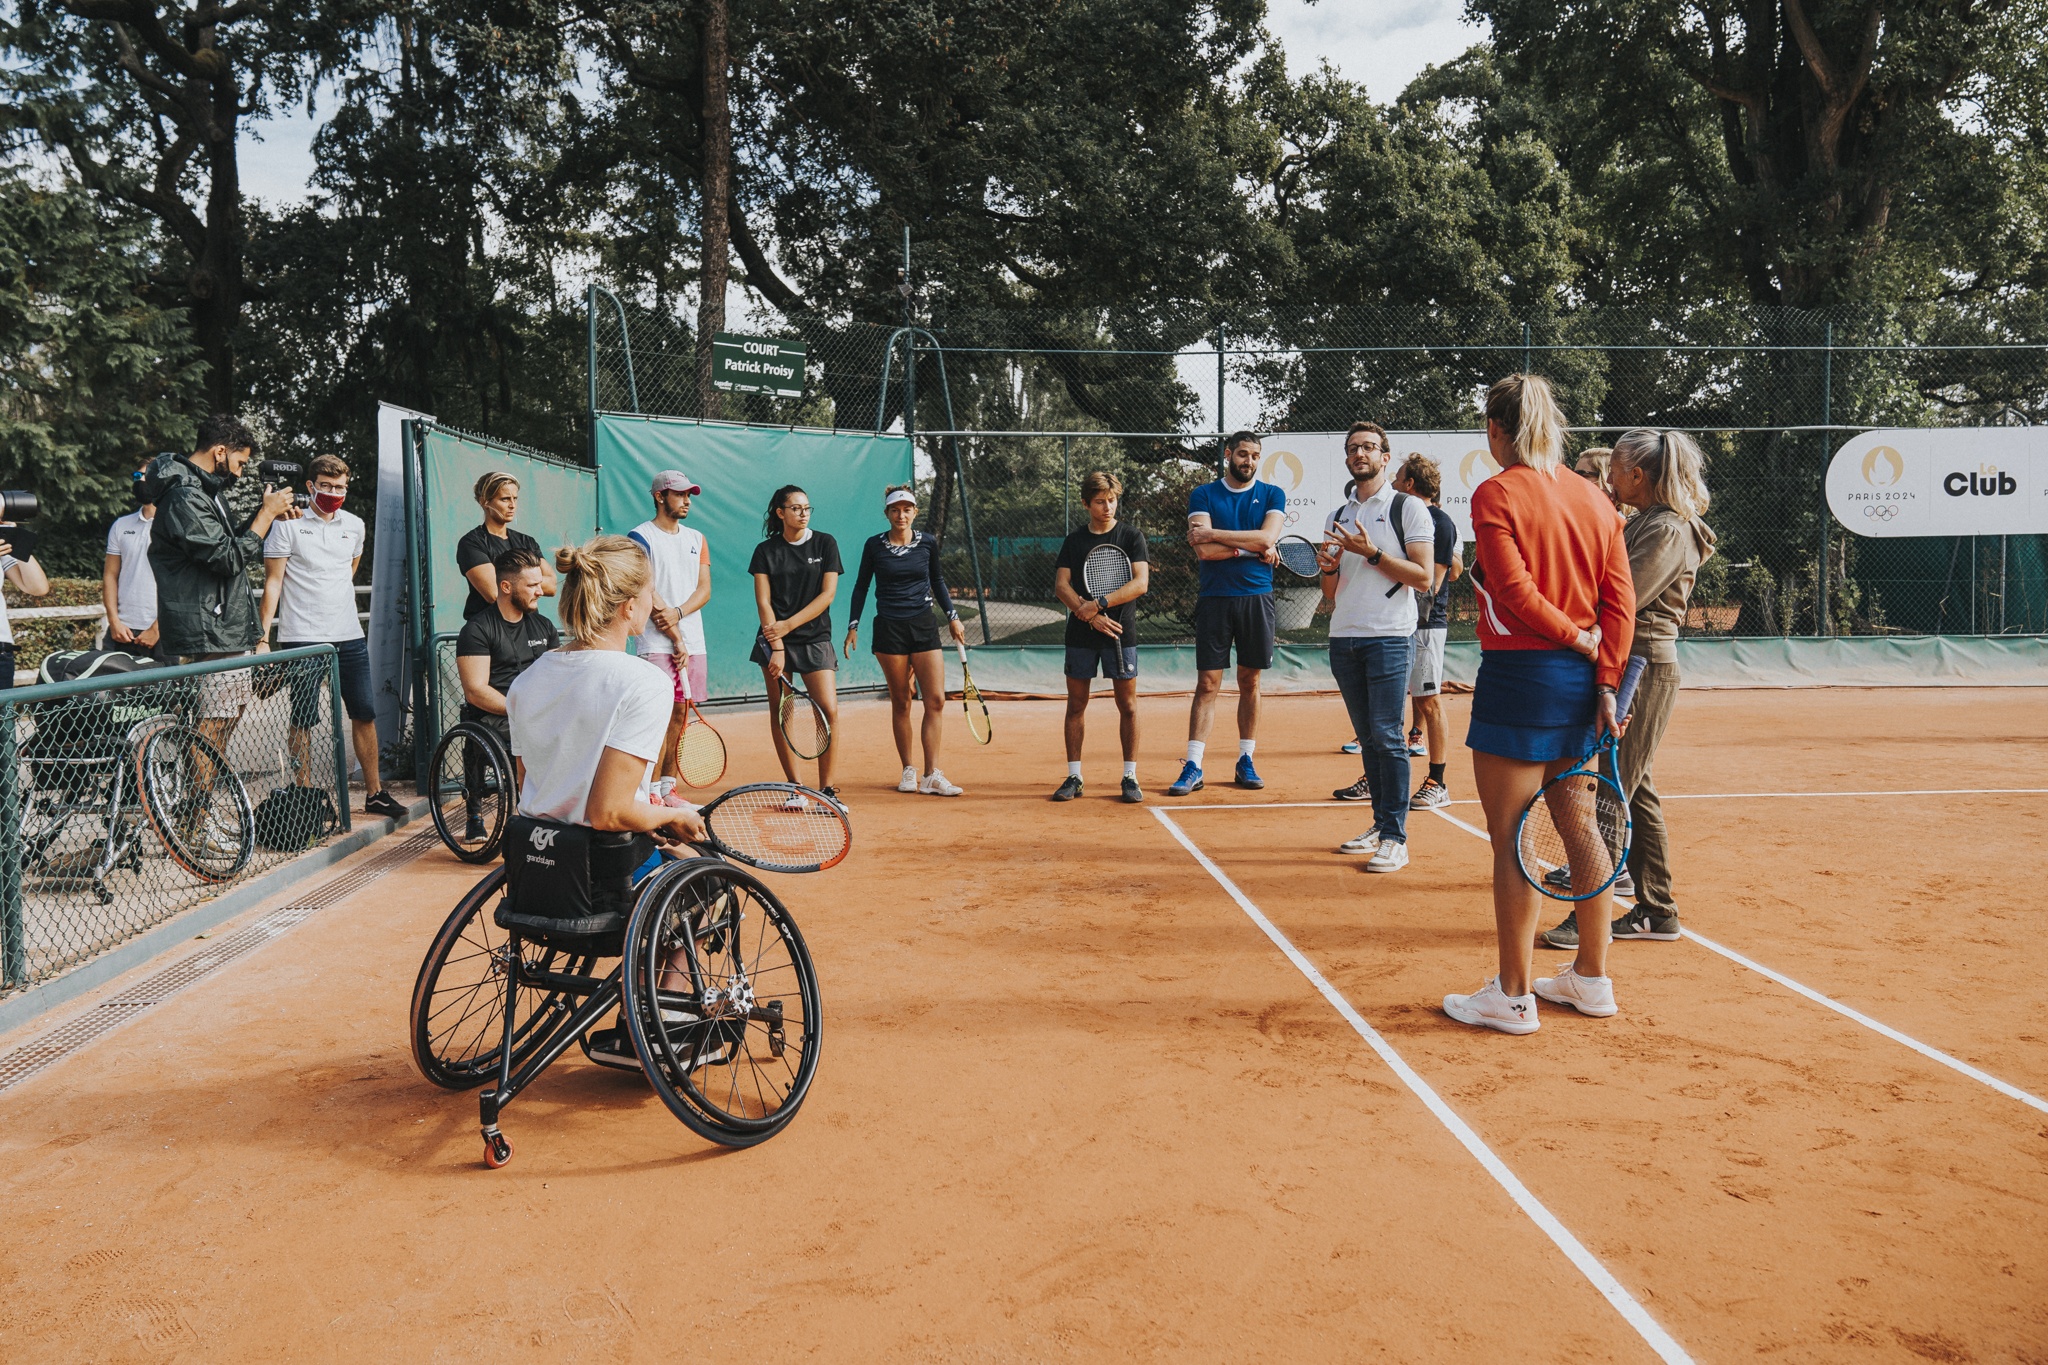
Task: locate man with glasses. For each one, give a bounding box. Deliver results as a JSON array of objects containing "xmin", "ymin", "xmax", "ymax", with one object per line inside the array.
[{"xmin": 260, "ymin": 454, "xmax": 403, "ymax": 820}]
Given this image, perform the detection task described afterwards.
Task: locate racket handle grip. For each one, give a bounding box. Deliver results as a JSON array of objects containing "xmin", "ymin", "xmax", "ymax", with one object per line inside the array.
[{"xmin": 1613, "ymin": 654, "xmax": 1648, "ymax": 722}]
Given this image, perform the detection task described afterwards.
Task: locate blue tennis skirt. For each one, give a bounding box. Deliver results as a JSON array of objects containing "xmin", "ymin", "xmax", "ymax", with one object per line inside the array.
[{"xmin": 1466, "ymin": 649, "xmax": 1598, "ymax": 762}]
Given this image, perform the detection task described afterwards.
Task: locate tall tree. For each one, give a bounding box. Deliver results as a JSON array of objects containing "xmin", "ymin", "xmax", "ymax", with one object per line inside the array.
[{"xmin": 694, "ymin": 0, "xmax": 731, "ymax": 418}]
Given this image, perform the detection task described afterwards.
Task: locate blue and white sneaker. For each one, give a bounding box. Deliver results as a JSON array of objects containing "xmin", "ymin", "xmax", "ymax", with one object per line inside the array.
[
  {"xmin": 1340, "ymin": 739, "xmax": 1361, "ymax": 755},
  {"xmin": 1234, "ymin": 755, "xmax": 1264, "ymax": 790},
  {"xmin": 1165, "ymin": 762, "xmax": 1205, "ymax": 796}
]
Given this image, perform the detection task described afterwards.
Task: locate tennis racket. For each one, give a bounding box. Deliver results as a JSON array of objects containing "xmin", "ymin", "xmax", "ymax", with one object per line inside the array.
[
  {"xmin": 774, "ymin": 669, "xmax": 831, "ymax": 760},
  {"xmin": 1080, "ymin": 543, "xmax": 1133, "ymax": 602},
  {"xmin": 1274, "ymin": 534, "xmax": 1328, "ymax": 580},
  {"xmin": 1515, "ymin": 655, "xmax": 1648, "ymax": 901},
  {"xmin": 672, "ymin": 660, "xmax": 727, "ymax": 788},
  {"xmin": 956, "ymin": 639, "xmax": 991, "ymax": 744},
  {"xmin": 685, "ymin": 783, "xmax": 851, "ymax": 873}
]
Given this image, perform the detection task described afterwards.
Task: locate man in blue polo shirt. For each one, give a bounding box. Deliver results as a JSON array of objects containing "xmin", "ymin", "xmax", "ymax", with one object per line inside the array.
[{"xmin": 1168, "ymin": 430, "xmax": 1286, "ymax": 795}]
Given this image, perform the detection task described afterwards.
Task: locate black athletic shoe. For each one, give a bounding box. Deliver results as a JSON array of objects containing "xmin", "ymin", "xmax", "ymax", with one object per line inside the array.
[
  {"xmin": 1120, "ymin": 777, "xmax": 1144, "ymax": 804},
  {"xmin": 364, "ymin": 790, "xmax": 405, "ymax": 820},
  {"xmin": 1051, "ymin": 775, "xmax": 1084, "ymax": 802},
  {"xmin": 463, "ymin": 811, "xmax": 487, "ymax": 842},
  {"xmin": 1332, "ymin": 776, "xmax": 1371, "ymax": 801},
  {"xmin": 584, "ymin": 1027, "xmax": 641, "ymax": 1071},
  {"xmin": 1538, "ymin": 915, "xmax": 1579, "ymax": 950},
  {"xmin": 1612, "ymin": 909, "xmax": 1681, "ymax": 941}
]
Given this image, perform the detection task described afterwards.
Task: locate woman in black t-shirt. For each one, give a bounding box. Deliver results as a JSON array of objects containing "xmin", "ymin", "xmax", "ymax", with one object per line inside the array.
[
  {"xmin": 748, "ymin": 484, "xmax": 844, "ymax": 801},
  {"xmin": 456, "ymin": 470, "xmax": 557, "ymax": 618},
  {"xmin": 843, "ymin": 485, "xmax": 968, "ymax": 797}
]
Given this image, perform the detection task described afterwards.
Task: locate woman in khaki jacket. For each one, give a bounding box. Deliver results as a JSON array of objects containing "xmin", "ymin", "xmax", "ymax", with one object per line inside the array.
[{"xmin": 1542, "ymin": 429, "xmax": 1714, "ymax": 949}]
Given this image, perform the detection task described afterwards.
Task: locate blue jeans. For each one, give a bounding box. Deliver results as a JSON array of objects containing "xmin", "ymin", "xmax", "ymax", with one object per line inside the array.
[{"xmin": 1330, "ymin": 635, "xmax": 1415, "ymax": 842}]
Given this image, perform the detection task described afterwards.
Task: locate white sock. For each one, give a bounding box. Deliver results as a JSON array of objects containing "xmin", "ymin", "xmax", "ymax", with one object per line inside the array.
[
  {"xmin": 1123, "ymin": 761, "xmax": 1137, "ymax": 780},
  {"xmin": 1068, "ymin": 761, "xmax": 1083, "ymax": 779},
  {"xmin": 1239, "ymin": 739, "xmax": 1256, "ymax": 758},
  {"xmin": 1185, "ymin": 741, "xmax": 1205, "ymax": 766}
]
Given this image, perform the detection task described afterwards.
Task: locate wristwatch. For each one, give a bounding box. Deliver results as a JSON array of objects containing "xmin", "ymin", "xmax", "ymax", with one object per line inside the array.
[
  {"xmin": 1366, "ymin": 548, "xmax": 1383, "ymax": 566},
  {"xmin": 1095, "ymin": 596, "xmax": 1109, "ymax": 614}
]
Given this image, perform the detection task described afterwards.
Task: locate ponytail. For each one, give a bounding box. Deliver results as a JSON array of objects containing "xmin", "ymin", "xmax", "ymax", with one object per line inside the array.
[
  {"xmin": 1614, "ymin": 428, "xmax": 1711, "ymax": 521},
  {"xmin": 554, "ymin": 535, "xmax": 651, "ymax": 645},
  {"xmin": 1483, "ymin": 373, "xmax": 1567, "ymax": 475}
]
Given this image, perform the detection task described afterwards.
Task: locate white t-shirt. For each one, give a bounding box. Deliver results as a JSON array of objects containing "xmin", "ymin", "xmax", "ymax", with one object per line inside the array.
[
  {"xmin": 0, "ymin": 553, "xmax": 16, "ymax": 646},
  {"xmin": 627, "ymin": 521, "xmax": 707, "ymax": 657},
  {"xmin": 506, "ymin": 649, "xmax": 672, "ymax": 826},
  {"xmin": 1324, "ymin": 482, "xmax": 1436, "ymax": 639},
  {"xmin": 263, "ymin": 508, "xmax": 367, "ymax": 642},
  {"xmin": 105, "ymin": 510, "xmax": 159, "ymax": 630}
]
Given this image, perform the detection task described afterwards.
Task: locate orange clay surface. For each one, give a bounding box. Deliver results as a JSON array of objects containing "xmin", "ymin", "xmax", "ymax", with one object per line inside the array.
[{"xmin": 1, "ymin": 686, "xmax": 2044, "ymax": 1362}]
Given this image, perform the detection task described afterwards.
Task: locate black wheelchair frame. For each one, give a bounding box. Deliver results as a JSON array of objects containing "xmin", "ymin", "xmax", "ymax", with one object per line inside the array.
[
  {"xmin": 425, "ymin": 718, "xmax": 516, "ymax": 863},
  {"xmin": 410, "ymin": 847, "xmax": 822, "ymax": 1168}
]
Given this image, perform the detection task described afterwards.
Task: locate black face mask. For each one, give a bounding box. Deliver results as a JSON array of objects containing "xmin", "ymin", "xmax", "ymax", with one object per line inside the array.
[{"xmin": 131, "ymin": 478, "xmax": 150, "ymax": 508}]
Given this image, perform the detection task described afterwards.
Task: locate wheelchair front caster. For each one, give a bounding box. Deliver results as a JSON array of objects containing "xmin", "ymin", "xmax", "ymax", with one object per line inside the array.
[{"xmin": 482, "ymin": 1131, "xmax": 512, "ymax": 1169}]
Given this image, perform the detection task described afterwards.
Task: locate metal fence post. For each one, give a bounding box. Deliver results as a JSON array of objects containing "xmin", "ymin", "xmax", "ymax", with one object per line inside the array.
[
  {"xmin": 1522, "ymin": 321, "xmax": 1532, "ymax": 375},
  {"xmin": 327, "ymin": 646, "xmax": 353, "ymax": 833},
  {"xmin": 1063, "ymin": 435, "xmax": 1071, "ymax": 533},
  {"xmin": 0, "ymin": 700, "xmax": 24, "ymax": 989},
  {"xmin": 1818, "ymin": 321, "xmax": 1833, "ymax": 635},
  {"xmin": 1216, "ymin": 325, "xmax": 1226, "ymax": 463}
]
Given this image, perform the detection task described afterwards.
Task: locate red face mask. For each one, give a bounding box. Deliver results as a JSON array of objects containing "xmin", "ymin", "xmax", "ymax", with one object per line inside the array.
[{"xmin": 313, "ymin": 490, "xmax": 345, "ymax": 514}]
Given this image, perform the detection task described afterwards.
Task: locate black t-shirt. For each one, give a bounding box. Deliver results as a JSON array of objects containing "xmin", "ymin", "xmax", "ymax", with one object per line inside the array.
[
  {"xmin": 748, "ymin": 531, "xmax": 844, "ymax": 645},
  {"xmin": 456, "ymin": 525, "xmax": 543, "ymax": 619},
  {"xmin": 1419, "ymin": 505, "xmax": 1458, "ymax": 630},
  {"xmin": 1054, "ymin": 522, "xmax": 1149, "ymax": 649},
  {"xmin": 456, "ymin": 605, "xmax": 559, "ymax": 702}
]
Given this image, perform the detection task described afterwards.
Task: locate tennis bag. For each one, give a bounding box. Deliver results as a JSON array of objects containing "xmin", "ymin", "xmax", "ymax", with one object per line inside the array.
[
  {"xmin": 37, "ymin": 648, "xmax": 164, "ymax": 685},
  {"xmin": 497, "ymin": 816, "xmax": 652, "ymax": 952},
  {"xmin": 253, "ymin": 786, "xmax": 339, "ymax": 852}
]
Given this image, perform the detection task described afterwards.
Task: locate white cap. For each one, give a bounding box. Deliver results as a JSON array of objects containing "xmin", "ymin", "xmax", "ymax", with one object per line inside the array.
[{"xmin": 884, "ymin": 488, "xmax": 918, "ymax": 509}]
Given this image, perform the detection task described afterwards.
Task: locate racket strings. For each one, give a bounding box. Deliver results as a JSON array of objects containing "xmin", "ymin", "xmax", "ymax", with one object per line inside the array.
[
  {"xmin": 677, "ymin": 717, "xmax": 727, "ymax": 788},
  {"xmin": 781, "ymin": 691, "xmax": 830, "ymax": 760},
  {"xmin": 1275, "ymin": 537, "xmax": 1324, "ymax": 578},
  {"xmin": 1081, "ymin": 545, "xmax": 1133, "ymax": 599},
  {"xmin": 707, "ymin": 788, "xmax": 850, "ymax": 870},
  {"xmin": 1518, "ymin": 771, "xmax": 1629, "ymax": 895}
]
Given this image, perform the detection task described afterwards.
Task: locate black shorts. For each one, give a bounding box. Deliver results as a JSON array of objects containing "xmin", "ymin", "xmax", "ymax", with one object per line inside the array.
[
  {"xmin": 872, "ymin": 612, "xmax": 943, "ymax": 655},
  {"xmin": 752, "ymin": 632, "xmax": 837, "ymax": 677},
  {"xmin": 281, "ymin": 637, "xmax": 376, "ymax": 727},
  {"xmin": 1192, "ymin": 594, "xmax": 1277, "ymax": 672}
]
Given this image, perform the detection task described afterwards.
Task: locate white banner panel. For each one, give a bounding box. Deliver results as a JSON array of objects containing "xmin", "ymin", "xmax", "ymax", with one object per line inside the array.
[
  {"xmin": 1827, "ymin": 428, "xmax": 2048, "ymax": 537},
  {"xmin": 1254, "ymin": 431, "xmax": 1498, "ymax": 541}
]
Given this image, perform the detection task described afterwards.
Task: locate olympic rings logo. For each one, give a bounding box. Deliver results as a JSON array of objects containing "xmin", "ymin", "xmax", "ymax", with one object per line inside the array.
[{"xmin": 1863, "ymin": 505, "xmax": 1898, "ymax": 521}]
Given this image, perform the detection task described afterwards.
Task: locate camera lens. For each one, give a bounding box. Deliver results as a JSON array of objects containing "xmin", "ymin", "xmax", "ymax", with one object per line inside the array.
[{"xmin": 0, "ymin": 491, "xmax": 40, "ymax": 521}]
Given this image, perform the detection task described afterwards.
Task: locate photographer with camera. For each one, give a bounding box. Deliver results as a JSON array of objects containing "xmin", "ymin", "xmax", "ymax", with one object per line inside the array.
[
  {"xmin": 258, "ymin": 454, "xmax": 401, "ymax": 820},
  {"xmin": 0, "ymin": 490, "xmax": 51, "ymax": 688},
  {"xmin": 142, "ymin": 414, "xmax": 299, "ymax": 747}
]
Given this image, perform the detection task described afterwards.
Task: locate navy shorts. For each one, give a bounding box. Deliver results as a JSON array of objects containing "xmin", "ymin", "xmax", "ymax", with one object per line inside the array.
[
  {"xmin": 1064, "ymin": 643, "xmax": 1138, "ymax": 680},
  {"xmin": 281, "ymin": 637, "xmax": 376, "ymax": 727},
  {"xmin": 1192, "ymin": 594, "xmax": 1276, "ymax": 672}
]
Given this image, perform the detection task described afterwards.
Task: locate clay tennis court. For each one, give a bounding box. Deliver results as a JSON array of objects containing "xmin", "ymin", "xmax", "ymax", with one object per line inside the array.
[{"xmin": 2, "ymin": 686, "xmax": 2043, "ymax": 1361}]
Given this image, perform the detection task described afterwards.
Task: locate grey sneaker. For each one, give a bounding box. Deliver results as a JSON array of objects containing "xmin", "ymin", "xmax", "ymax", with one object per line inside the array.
[
  {"xmin": 1120, "ymin": 777, "xmax": 1144, "ymax": 804},
  {"xmin": 1051, "ymin": 775, "xmax": 1084, "ymax": 802},
  {"xmin": 1538, "ymin": 914, "xmax": 1579, "ymax": 950},
  {"xmin": 1611, "ymin": 908, "xmax": 1681, "ymax": 941}
]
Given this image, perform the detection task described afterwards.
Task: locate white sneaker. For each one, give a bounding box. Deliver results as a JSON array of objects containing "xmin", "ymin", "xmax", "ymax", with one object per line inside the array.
[
  {"xmin": 920, "ymin": 770, "xmax": 964, "ymax": 797},
  {"xmin": 1366, "ymin": 839, "xmax": 1409, "ymax": 873},
  {"xmin": 1533, "ymin": 963, "xmax": 1617, "ymax": 1018},
  {"xmin": 897, "ymin": 766, "xmax": 920, "ymax": 793},
  {"xmin": 779, "ymin": 792, "xmax": 810, "ymax": 813},
  {"xmin": 1443, "ymin": 977, "xmax": 1540, "ymax": 1034},
  {"xmin": 1337, "ymin": 829, "xmax": 1382, "ymax": 855}
]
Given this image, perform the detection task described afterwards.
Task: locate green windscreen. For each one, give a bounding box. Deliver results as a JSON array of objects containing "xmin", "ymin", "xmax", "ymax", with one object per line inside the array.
[
  {"xmin": 593, "ymin": 416, "xmax": 914, "ymax": 699},
  {"xmin": 417, "ymin": 424, "xmax": 600, "ymax": 642}
]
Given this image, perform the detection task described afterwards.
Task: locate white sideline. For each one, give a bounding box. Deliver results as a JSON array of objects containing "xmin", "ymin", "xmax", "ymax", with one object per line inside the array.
[
  {"xmin": 1423, "ymin": 807, "xmax": 2048, "ymax": 1117},
  {"xmin": 1151, "ymin": 809, "xmax": 1695, "ymax": 1365},
  {"xmin": 1169, "ymin": 787, "xmax": 2048, "ymax": 811}
]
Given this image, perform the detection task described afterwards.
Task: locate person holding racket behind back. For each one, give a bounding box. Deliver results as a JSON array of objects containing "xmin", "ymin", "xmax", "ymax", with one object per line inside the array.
[
  {"xmin": 1049, "ymin": 470, "xmax": 1150, "ymax": 803},
  {"xmin": 751, "ymin": 485, "xmax": 844, "ymax": 805},
  {"xmin": 1442, "ymin": 374, "xmax": 1635, "ymax": 1035},
  {"xmin": 1540, "ymin": 428, "xmax": 1715, "ymax": 951},
  {"xmin": 844, "ymin": 485, "xmax": 968, "ymax": 797}
]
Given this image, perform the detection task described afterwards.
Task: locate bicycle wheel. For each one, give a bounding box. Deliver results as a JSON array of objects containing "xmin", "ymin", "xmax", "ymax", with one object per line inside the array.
[
  {"xmin": 621, "ymin": 859, "xmax": 821, "ymax": 1147},
  {"xmin": 409, "ymin": 866, "xmax": 594, "ymax": 1090},
  {"xmin": 136, "ymin": 724, "xmax": 254, "ymax": 882},
  {"xmin": 428, "ymin": 723, "xmax": 515, "ymax": 863}
]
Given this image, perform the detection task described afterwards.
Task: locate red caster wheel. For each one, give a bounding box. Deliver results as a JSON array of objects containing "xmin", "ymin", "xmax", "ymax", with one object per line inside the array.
[{"xmin": 483, "ymin": 1132, "xmax": 512, "ymax": 1169}]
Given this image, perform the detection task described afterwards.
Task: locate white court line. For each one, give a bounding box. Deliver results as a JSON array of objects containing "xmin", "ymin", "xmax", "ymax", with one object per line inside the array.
[
  {"xmin": 1424, "ymin": 808, "xmax": 2048, "ymax": 1117},
  {"xmin": 1169, "ymin": 787, "xmax": 2048, "ymax": 812},
  {"xmin": 1151, "ymin": 809, "xmax": 1694, "ymax": 1365}
]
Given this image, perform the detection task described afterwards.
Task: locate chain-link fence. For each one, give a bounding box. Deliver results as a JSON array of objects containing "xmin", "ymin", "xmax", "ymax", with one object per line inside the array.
[
  {"xmin": 0, "ymin": 647, "xmax": 353, "ymax": 995},
  {"xmin": 589, "ymin": 301, "xmax": 2048, "ymax": 642}
]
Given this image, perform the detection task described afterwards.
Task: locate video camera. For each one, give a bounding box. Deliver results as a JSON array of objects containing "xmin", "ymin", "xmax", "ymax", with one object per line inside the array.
[
  {"xmin": 257, "ymin": 459, "xmax": 312, "ymax": 510},
  {"xmin": 0, "ymin": 489, "xmax": 39, "ymax": 561}
]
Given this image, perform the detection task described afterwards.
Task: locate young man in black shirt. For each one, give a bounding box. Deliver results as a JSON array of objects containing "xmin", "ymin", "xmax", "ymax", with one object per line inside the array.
[
  {"xmin": 1050, "ymin": 471, "xmax": 1150, "ymax": 803},
  {"xmin": 455, "ymin": 547, "xmax": 559, "ymax": 837}
]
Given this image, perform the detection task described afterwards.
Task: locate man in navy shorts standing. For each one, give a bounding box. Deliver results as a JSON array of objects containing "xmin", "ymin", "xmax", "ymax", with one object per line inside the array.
[{"xmin": 1169, "ymin": 431, "xmax": 1285, "ymax": 795}]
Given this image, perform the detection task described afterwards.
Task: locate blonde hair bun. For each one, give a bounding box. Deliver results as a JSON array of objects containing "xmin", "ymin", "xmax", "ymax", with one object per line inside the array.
[{"xmin": 555, "ymin": 534, "xmax": 652, "ymax": 644}]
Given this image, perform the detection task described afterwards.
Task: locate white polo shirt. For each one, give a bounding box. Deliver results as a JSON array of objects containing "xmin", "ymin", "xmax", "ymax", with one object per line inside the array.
[
  {"xmin": 1324, "ymin": 482, "xmax": 1435, "ymax": 639},
  {"xmin": 264, "ymin": 508, "xmax": 367, "ymax": 642},
  {"xmin": 627, "ymin": 520, "xmax": 707, "ymax": 656},
  {"xmin": 105, "ymin": 509, "xmax": 159, "ymax": 630}
]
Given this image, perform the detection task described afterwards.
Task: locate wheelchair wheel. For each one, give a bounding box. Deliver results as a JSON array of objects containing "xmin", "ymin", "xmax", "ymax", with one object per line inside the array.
[
  {"xmin": 621, "ymin": 859, "xmax": 821, "ymax": 1147},
  {"xmin": 410, "ymin": 866, "xmax": 595, "ymax": 1090},
  {"xmin": 427, "ymin": 722, "xmax": 515, "ymax": 863},
  {"xmin": 135, "ymin": 724, "xmax": 254, "ymax": 883}
]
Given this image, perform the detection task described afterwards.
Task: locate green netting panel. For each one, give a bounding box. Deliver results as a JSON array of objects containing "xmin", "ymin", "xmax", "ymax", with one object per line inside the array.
[
  {"xmin": 416, "ymin": 423, "xmax": 600, "ymax": 645},
  {"xmin": 592, "ymin": 416, "xmax": 914, "ymax": 700}
]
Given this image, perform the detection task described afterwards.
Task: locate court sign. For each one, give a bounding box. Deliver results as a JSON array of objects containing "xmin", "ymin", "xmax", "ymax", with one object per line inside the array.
[
  {"xmin": 1255, "ymin": 432, "xmax": 1497, "ymax": 542},
  {"xmin": 711, "ymin": 332, "xmax": 807, "ymax": 398},
  {"xmin": 1827, "ymin": 428, "xmax": 2048, "ymax": 537}
]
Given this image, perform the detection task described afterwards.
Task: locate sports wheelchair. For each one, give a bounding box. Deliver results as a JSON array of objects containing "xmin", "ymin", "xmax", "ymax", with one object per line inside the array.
[
  {"xmin": 18, "ymin": 651, "xmax": 254, "ymax": 900},
  {"xmin": 425, "ymin": 718, "xmax": 516, "ymax": 862},
  {"xmin": 409, "ymin": 820, "xmax": 822, "ymax": 1167}
]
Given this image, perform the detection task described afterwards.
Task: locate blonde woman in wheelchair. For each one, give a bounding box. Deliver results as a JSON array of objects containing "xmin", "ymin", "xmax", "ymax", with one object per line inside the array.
[{"xmin": 504, "ymin": 535, "xmax": 707, "ymax": 1067}]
